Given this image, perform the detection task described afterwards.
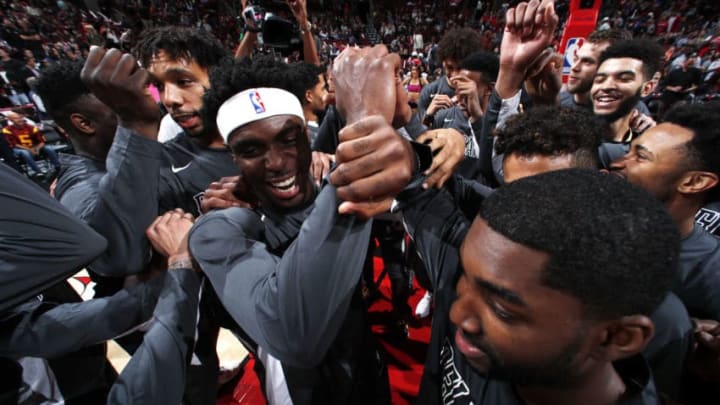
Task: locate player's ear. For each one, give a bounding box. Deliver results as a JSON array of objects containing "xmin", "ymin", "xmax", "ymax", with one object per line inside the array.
[{"xmin": 70, "ymin": 113, "xmax": 94, "ymax": 135}]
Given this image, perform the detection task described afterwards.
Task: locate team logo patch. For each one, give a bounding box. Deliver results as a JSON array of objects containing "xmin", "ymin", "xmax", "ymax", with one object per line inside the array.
[
  {"xmin": 68, "ymin": 271, "xmax": 96, "ymax": 301},
  {"xmin": 696, "ymin": 208, "xmax": 720, "ymax": 234},
  {"xmin": 249, "ymin": 90, "xmax": 266, "ymax": 114}
]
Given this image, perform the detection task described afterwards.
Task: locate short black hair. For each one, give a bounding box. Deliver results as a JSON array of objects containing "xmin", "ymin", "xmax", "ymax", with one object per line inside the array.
[
  {"xmin": 480, "ymin": 169, "xmax": 679, "ymax": 319},
  {"xmin": 495, "ymin": 107, "xmax": 605, "ymax": 169},
  {"xmin": 587, "ymin": 28, "xmax": 632, "ymax": 45},
  {"xmin": 285, "ymin": 62, "xmax": 325, "ymax": 106},
  {"xmin": 459, "ymin": 51, "xmax": 499, "ymax": 82},
  {"xmin": 34, "ymin": 60, "xmax": 88, "ymax": 128},
  {"xmin": 133, "ymin": 26, "xmax": 228, "ymax": 70},
  {"xmin": 437, "ymin": 28, "xmax": 482, "ymax": 65},
  {"xmin": 202, "ymin": 56, "xmax": 299, "ymax": 133},
  {"xmin": 597, "ymin": 39, "xmax": 664, "ymax": 81},
  {"xmin": 663, "ymin": 102, "xmax": 720, "ymax": 202},
  {"xmin": 201, "ymin": 57, "xmax": 255, "ymax": 135}
]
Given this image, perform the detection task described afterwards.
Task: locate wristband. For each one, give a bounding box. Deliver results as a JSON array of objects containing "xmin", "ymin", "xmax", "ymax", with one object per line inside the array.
[
  {"xmin": 409, "ymin": 141, "xmax": 432, "ymax": 174},
  {"xmin": 299, "ymin": 21, "xmax": 312, "ymax": 35},
  {"xmin": 168, "ymin": 255, "xmax": 194, "ymax": 270}
]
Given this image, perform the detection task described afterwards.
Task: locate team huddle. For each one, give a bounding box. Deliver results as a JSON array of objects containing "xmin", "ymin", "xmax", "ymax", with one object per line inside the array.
[{"xmin": 2, "ymin": 0, "xmax": 720, "ymax": 404}]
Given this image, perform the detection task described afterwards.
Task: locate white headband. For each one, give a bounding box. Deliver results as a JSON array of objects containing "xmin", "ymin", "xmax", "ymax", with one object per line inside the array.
[{"xmin": 216, "ymin": 87, "xmax": 305, "ymax": 143}]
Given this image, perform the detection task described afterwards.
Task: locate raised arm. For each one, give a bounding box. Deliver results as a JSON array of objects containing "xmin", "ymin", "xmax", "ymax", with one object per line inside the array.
[
  {"xmin": 234, "ymin": 31, "xmax": 258, "ymax": 59},
  {"xmin": 495, "ymin": 0, "xmax": 558, "ymax": 99},
  {"xmin": 67, "ymin": 46, "xmax": 163, "ymax": 276},
  {"xmin": 287, "ymin": 0, "xmax": 320, "ymax": 65}
]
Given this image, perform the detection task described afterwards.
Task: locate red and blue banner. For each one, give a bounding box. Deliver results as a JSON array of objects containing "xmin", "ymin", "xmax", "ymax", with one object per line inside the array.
[{"xmin": 559, "ymin": 0, "xmax": 603, "ymax": 82}]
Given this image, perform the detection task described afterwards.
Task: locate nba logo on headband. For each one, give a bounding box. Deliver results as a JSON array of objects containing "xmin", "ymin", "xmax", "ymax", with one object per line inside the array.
[
  {"xmin": 217, "ymin": 87, "xmax": 305, "ymax": 143},
  {"xmin": 249, "ymin": 90, "xmax": 266, "ymax": 114}
]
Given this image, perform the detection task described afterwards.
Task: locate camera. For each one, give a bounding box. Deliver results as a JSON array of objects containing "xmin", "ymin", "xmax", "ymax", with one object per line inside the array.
[{"xmin": 242, "ymin": 1, "xmax": 300, "ymax": 50}]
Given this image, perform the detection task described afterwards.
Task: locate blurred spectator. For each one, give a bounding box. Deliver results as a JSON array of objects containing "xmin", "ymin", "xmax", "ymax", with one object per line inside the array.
[
  {"xmin": 2, "ymin": 109, "xmax": 60, "ymax": 176},
  {"xmin": 403, "ymin": 65, "xmax": 429, "ymax": 106},
  {"xmin": 661, "ymin": 57, "xmax": 704, "ymax": 114},
  {"xmin": 0, "ymin": 45, "xmax": 30, "ymax": 105}
]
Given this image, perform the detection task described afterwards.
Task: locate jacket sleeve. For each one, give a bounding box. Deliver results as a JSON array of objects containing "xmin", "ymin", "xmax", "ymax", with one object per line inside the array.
[
  {"xmin": 58, "ymin": 126, "xmax": 163, "ymax": 276},
  {"xmin": 189, "ymin": 185, "xmax": 372, "ymax": 368},
  {"xmin": 416, "ymin": 80, "xmax": 436, "ymax": 120},
  {"xmin": 0, "ymin": 275, "xmax": 164, "ymax": 358},
  {"xmin": 398, "ymin": 185, "xmax": 471, "ymax": 293},
  {"xmin": 107, "ymin": 269, "xmax": 200, "ymax": 405},
  {"xmin": 674, "ymin": 247, "xmax": 720, "ymax": 321},
  {"xmin": 478, "ymin": 90, "xmax": 523, "ymax": 186},
  {"xmin": 0, "ymin": 163, "xmax": 107, "ymax": 312},
  {"xmin": 445, "ymin": 175, "xmax": 494, "ymax": 220},
  {"xmin": 478, "ymin": 90, "xmax": 502, "ymax": 187}
]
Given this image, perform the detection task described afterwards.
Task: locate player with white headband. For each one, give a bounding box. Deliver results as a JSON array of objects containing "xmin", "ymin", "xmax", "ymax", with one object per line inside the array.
[
  {"xmin": 185, "ymin": 50, "xmax": 422, "ymax": 404},
  {"xmin": 214, "ymin": 87, "xmax": 313, "ymax": 211}
]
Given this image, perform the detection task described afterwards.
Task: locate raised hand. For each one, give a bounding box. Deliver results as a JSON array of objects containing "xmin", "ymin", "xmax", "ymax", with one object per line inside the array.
[
  {"xmin": 333, "ymin": 45, "xmax": 401, "ymax": 125},
  {"xmin": 451, "ymin": 74, "xmax": 484, "ymax": 121},
  {"xmin": 425, "ymin": 94, "xmax": 454, "ymax": 118},
  {"xmin": 330, "ymin": 115, "xmax": 414, "ymax": 219},
  {"xmin": 501, "ymin": 0, "xmax": 558, "ymax": 68},
  {"xmin": 81, "ymin": 46, "xmax": 160, "ymax": 139},
  {"xmin": 497, "ymin": 0, "xmax": 559, "ymax": 98},
  {"xmin": 286, "ymin": 0, "xmax": 308, "ymax": 26}
]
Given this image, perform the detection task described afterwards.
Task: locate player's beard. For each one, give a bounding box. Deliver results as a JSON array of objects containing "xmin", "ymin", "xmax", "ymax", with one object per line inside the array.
[
  {"xmin": 596, "ymin": 89, "xmax": 643, "ymax": 125},
  {"xmin": 567, "ymin": 77, "xmax": 592, "ymax": 95}
]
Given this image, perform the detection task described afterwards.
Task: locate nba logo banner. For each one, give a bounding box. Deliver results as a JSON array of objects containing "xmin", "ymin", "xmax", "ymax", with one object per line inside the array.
[
  {"xmin": 563, "ymin": 37, "xmax": 584, "ymax": 75},
  {"xmin": 249, "ymin": 90, "xmax": 266, "ymax": 114},
  {"xmin": 558, "ymin": 0, "xmax": 602, "ymax": 83}
]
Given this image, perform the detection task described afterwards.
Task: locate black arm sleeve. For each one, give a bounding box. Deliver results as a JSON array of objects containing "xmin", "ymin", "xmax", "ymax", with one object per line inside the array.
[
  {"xmin": 58, "ymin": 127, "xmax": 163, "ymax": 276},
  {"xmin": 189, "ymin": 185, "xmax": 372, "ymax": 368},
  {"xmin": 107, "ymin": 269, "xmax": 200, "ymax": 405},
  {"xmin": 478, "ymin": 90, "xmax": 503, "ymax": 188},
  {"xmin": 0, "ymin": 163, "xmax": 107, "ymax": 313},
  {"xmin": 444, "ymin": 175, "xmax": 494, "ymax": 220},
  {"xmin": 399, "ymin": 186, "xmax": 471, "ymax": 292}
]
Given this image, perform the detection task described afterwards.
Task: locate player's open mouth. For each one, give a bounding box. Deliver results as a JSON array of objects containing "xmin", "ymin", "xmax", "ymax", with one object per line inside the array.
[
  {"xmin": 593, "ymin": 92, "xmax": 622, "ymax": 109},
  {"xmin": 267, "ymin": 175, "xmax": 300, "ymax": 199},
  {"xmin": 173, "ymin": 113, "xmax": 200, "ymax": 129}
]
